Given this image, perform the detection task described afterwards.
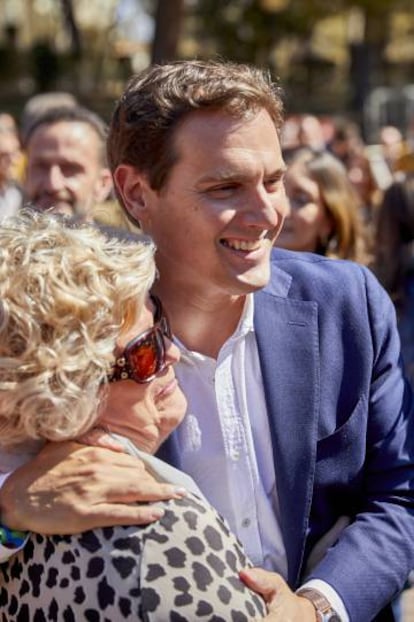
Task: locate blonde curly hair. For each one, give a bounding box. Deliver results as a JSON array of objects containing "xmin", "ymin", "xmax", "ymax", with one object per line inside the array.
[{"xmin": 0, "ymin": 209, "xmax": 156, "ymax": 447}]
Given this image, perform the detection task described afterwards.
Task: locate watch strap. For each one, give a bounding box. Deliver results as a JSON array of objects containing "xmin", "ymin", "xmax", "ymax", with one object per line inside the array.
[{"xmin": 297, "ymin": 587, "xmax": 341, "ymax": 622}]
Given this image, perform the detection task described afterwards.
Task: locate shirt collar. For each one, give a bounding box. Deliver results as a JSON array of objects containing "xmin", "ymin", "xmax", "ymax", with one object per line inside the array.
[
  {"xmin": 236, "ymin": 293, "xmax": 255, "ymax": 337},
  {"xmin": 175, "ymin": 294, "xmax": 255, "ymax": 361}
]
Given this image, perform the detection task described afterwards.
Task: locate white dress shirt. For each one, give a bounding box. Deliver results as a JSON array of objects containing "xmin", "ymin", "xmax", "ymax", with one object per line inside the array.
[{"xmin": 173, "ymin": 294, "xmax": 348, "ymax": 621}]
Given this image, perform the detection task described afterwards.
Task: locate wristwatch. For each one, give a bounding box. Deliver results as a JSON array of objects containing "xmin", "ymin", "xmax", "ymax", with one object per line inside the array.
[{"xmin": 297, "ymin": 587, "xmax": 341, "ymax": 622}]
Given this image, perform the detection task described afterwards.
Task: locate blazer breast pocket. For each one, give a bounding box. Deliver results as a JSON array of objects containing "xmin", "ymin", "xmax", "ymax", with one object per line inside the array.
[{"xmin": 316, "ymin": 396, "xmax": 368, "ymax": 478}]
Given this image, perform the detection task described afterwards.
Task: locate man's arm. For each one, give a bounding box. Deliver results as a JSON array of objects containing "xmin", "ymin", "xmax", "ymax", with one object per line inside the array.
[
  {"xmin": 305, "ymin": 266, "xmax": 414, "ymax": 621},
  {"xmin": 0, "ymin": 441, "xmax": 186, "ymax": 534}
]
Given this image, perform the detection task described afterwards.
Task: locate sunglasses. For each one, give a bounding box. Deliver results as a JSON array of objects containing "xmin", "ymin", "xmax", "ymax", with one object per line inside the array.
[{"xmin": 108, "ymin": 295, "xmax": 173, "ymax": 384}]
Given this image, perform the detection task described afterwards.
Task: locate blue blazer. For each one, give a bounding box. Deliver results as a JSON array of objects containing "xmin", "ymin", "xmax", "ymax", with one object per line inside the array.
[{"xmin": 160, "ymin": 249, "xmax": 414, "ymax": 622}]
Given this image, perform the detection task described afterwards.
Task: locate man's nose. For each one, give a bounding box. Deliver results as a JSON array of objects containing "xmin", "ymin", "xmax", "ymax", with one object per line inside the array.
[
  {"xmin": 244, "ymin": 186, "xmax": 288, "ymax": 228},
  {"xmin": 45, "ymin": 165, "xmax": 64, "ymax": 190}
]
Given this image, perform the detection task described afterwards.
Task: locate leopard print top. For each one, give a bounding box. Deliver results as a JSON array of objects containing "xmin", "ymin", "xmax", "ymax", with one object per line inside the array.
[{"xmin": 0, "ymin": 494, "xmax": 266, "ymax": 621}]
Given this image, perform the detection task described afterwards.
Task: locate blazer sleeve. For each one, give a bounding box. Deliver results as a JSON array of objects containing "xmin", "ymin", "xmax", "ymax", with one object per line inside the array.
[{"xmin": 306, "ymin": 265, "xmax": 414, "ymax": 622}]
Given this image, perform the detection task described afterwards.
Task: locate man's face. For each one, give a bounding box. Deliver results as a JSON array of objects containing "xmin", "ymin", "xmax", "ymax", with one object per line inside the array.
[
  {"xmin": 133, "ymin": 108, "xmax": 288, "ymax": 298},
  {"xmin": 25, "ymin": 121, "xmax": 111, "ymax": 221}
]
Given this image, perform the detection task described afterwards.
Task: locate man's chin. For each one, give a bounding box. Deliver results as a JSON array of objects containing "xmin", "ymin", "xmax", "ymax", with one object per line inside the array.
[{"xmin": 232, "ymin": 268, "xmax": 271, "ymax": 294}]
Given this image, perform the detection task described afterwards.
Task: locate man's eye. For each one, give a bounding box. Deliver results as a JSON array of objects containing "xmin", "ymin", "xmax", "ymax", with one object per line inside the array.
[
  {"xmin": 265, "ymin": 178, "xmax": 283, "ymax": 191},
  {"xmin": 265, "ymin": 179, "xmax": 281, "ymax": 190},
  {"xmin": 208, "ymin": 184, "xmax": 238, "ymax": 196},
  {"xmin": 62, "ymin": 164, "xmax": 82, "ymax": 176}
]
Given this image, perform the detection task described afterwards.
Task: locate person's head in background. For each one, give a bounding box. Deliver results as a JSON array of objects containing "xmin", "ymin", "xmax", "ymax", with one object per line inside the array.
[
  {"xmin": 0, "ymin": 112, "xmax": 18, "ymax": 134},
  {"xmin": 277, "ymin": 148, "xmax": 371, "ymax": 264},
  {"xmin": 20, "ymin": 91, "xmax": 78, "ymax": 145},
  {"xmin": 280, "ymin": 114, "xmax": 301, "ymax": 156},
  {"xmin": 0, "ymin": 126, "xmax": 21, "ymax": 191},
  {"xmin": 23, "ymin": 106, "xmax": 113, "ymax": 222},
  {"xmin": 328, "ymin": 117, "xmax": 379, "ymax": 215},
  {"xmin": 374, "ymin": 173, "xmax": 414, "ymax": 308},
  {"xmin": 379, "ymin": 125, "xmax": 406, "ymax": 173},
  {"xmin": 328, "ymin": 117, "xmax": 363, "ymax": 166},
  {"xmin": 297, "ymin": 114, "xmax": 326, "ymax": 152},
  {"xmin": 0, "ymin": 209, "xmax": 185, "ymax": 462}
]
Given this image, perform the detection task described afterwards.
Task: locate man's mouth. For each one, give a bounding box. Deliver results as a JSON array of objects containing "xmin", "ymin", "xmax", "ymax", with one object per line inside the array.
[{"xmin": 220, "ymin": 234, "xmax": 268, "ymax": 252}]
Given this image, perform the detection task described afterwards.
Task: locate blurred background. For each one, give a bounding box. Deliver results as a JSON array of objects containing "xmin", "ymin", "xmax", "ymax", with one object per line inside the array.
[
  {"xmin": 0, "ymin": 0, "xmax": 413, "ymax": 140},
  {"xmin": 1, "ymin": 5, "xmax": 414, "ymax": 618}
]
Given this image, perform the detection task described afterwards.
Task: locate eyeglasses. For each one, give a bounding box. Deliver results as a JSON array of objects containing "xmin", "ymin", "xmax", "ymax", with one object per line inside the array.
[{"xmin": 108, "ymin": 295, "xmax": 173, "ymax": 384}]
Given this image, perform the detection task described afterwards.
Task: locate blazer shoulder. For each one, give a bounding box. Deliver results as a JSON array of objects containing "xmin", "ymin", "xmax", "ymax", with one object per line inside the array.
[
  {"xmin": 269, "ymin": 249, "xmax": 382, "ymax": 306},
  {"xmin": 271, "ymin": 248, "xmax": 369, "ymax": 283}
]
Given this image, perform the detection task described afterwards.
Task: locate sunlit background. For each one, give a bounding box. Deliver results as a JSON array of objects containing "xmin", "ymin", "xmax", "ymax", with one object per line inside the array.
[{"xmin": 0, "ymin": 0, "xmax": 413, "ymax": 139}]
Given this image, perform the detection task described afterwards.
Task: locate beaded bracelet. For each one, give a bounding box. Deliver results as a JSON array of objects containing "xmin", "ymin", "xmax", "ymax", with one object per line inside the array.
[{"xmin": 0, "ymin": 525, "xmax": 27, "ymax": 549}]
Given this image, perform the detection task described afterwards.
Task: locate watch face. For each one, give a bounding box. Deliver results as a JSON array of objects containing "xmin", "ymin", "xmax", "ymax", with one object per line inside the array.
[{"xmin": 328, "ymin": 615, "xmax": 341, "ymax": 622}]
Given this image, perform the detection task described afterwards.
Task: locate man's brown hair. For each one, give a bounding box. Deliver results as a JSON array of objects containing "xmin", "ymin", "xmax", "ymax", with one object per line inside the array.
[{"xmin": 108, "ymin": 59, "xmax": 284, "ymax": 193}]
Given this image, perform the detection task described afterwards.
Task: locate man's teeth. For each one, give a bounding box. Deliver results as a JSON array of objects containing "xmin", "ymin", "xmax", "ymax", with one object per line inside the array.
[{"xmin": 222, "ymin": 239, "xmax": 262, "ymax": 251}]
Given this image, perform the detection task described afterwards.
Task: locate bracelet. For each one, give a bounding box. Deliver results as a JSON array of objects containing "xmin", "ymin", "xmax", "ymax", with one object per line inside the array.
[{"xmin": 0, "ymin": 525, "xmax": 27, "ymax": 549}]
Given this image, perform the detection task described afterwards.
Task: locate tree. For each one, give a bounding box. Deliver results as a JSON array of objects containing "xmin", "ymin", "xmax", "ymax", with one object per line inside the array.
[
  {"xmin": 190, "ymin": 0, "xmax": 414, "ymax": 116},
  {"xmin": 151, "ymin": 0, "xmax": 185, "ymax": 63},
  {"xmin": 60, "ymin": 0, "xmax": 82, "ymax": 59}
]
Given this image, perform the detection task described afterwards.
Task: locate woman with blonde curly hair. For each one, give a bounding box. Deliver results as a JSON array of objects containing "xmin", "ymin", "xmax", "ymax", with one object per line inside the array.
[
  {"xmin": 0, "ymin": 210, "xmax": 265, "ymax": 621},
  {"xmin": 276, "ymin": 148, "xmax": 371, "ymax": 265}
]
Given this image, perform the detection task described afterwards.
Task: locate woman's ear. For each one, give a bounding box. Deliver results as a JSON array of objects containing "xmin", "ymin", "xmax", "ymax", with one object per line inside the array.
[{"xmin": 113, "ymin": 164, "xmax": 152, "ymax": 226}]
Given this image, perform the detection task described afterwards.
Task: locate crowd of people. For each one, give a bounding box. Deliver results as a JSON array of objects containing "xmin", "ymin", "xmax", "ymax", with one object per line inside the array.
[{"xmin": 0, "ymin": 60, "xmax": 413, "ymax": 622}]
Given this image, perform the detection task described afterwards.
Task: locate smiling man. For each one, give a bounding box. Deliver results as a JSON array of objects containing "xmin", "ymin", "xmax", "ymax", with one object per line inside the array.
[
  {"xmin": 23, "ymin": 106, "xmax": 113, "ymax": 222},
  {"xmin": 113, "ymin": 105, "xmax": 288, "ymax": 358},
  {"xmin": 2, "ymin": 61, "xmax": 414, "ymax": 622}
]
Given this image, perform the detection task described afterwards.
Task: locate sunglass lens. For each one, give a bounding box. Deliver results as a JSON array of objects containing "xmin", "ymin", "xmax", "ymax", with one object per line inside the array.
[{"xmin": 128, "ymin": 338, "xmax": 159, "ymax": 381}]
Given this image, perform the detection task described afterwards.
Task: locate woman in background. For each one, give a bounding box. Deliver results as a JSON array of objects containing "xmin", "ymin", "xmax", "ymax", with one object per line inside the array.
[{"xmin": 277, "ymin": 148, "xmax": 371, "ymax": 265}]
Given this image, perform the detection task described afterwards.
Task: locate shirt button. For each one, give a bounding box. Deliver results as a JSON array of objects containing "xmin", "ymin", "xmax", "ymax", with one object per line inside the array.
[
  {"xmin": 231, "ymin": 450, "xmax": 240, "ymax": 461},
  {"xmin": 242, "ymin": 518, "xmax": 251, "ymax": 528}
]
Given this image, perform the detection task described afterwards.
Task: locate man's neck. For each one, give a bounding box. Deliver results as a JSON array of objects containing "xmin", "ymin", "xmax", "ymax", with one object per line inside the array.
[{"xmin": 155, "ymin": 283, "xmax": 246, "ymax": 359}]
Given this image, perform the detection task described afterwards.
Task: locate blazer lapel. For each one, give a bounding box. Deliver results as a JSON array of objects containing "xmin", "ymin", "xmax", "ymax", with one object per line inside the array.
[{"xmin": 254, "ymin": 284, "xmax": 320, "ymax": 587}]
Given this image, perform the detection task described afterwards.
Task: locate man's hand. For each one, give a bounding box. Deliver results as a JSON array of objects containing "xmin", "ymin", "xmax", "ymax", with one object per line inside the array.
[
  {"xmin": 0, "ymin": 441, "xmax": 186, "ymax": 534},
  {"xmin": 240, "ymin": 568, "xmax": 316, "ymax": 621}
]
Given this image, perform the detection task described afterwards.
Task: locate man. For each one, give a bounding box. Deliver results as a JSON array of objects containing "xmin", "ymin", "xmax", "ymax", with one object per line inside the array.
[
  {"xmin": 1, "ymin": 61, "xmax": 414, "ymax": 621},
  {"xmin": 0, "ymin": 125, "xmax": 23, "ymax": 221},
  {"xmin": 23, "ymin": 105, "xmax": 113, "ymax": 222},
  {"xmin": 19, "ymin": 91, "xmax": 78, "ymax": 144}
]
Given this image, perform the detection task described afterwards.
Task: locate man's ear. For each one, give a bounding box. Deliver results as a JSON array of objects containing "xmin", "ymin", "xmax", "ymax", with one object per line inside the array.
[
  {"xmin": 113, "ymin": 164, "xmax": 151, "ymax": 225},
  {"xmin": 94, "ymin": 168, "xmax": 114, "ymax": 203}
]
